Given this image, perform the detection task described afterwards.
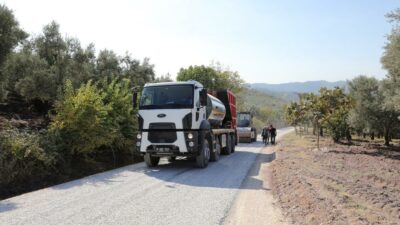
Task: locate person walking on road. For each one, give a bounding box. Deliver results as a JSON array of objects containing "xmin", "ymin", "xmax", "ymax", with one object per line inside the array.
[
  {"xmin": 262, "ymin": 126, "xmax": 269, "ymax": 145},
  {"xmin": 270, "ymin": 125, "xmax": 277, "ymax": 144}
]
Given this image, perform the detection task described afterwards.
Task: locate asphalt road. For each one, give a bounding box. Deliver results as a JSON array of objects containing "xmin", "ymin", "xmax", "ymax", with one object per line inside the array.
[{"xmin": 0, "ymin": 128, "xmax": 293, "ymax": 225}]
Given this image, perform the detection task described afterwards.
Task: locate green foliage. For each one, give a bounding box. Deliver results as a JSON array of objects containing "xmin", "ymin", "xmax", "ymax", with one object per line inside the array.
[
  {"xmin": 50, "ymin": 80, "xmax": 112, "ymax": 155},
  {"xmin": 154, "ymin": 73, "xmax": 173, "ymax": 83},
  {"xmin": 50, "ymin": 78, "xmax": 137, "ymax": 157},
  {"xmin": 101, "ymin": 78, "xmax": 136, "ymax": 153},
  {"xmin": 0, "ymin": 20, "xmax": 154, "ymax": 110},
  {"xmin": 177, "ymin": 65, "xmax": 220, "ymax": 89},
  {"xmin": 176, "ymin": 64, "xmax": 244, "ymax": 92},
  {"xmin": 0, "ymin": 5, "xmax": 27, "ymax": 65},
  {"xmin": 285, "ymin": 87, "xmax": 352, "ymax": 142},
  {"xmin": 96, "ymin": 49, "xmax": 120, "ymax": 80},
  {"xmin": 0, "ymin": 4, "xmax": 27, "ymax": 100},
  {"xmin": 348, "ymin": 76, "xmax": 382, "ymax": 134},
  {"xmin": 119, "ymin": 55, "xmax": 155, "ymax": 87},
  {"xmin": 381, "ymin": 9, "xmax": 400, "ymax": 112},
  {"xmin": 348, "ymin": 76, "xmax": 400, "ymax": 145},
  {"xmin": 0, "ymin": 129, "xmax": 57, "ymax": 195}
]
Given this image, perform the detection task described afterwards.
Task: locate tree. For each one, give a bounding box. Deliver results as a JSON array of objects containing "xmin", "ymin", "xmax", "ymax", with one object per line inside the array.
[
  {"xmin": 380, "ymin": 79, "xmax": 400, "ymax": 145},
  {"xmin": 50, "ymin": 80, "xmax": 113, "ymax": 156},
  {"xmin": 381, "ymin": 9, "xmax": 400, "ymax": 112},
  {"xmin": 176, "ymin": 65, "xmax": 244, "ymax": 91},
  {"xmin": 0, "ymin": 5, "xmax": 27, "ymax": 66},
  {"xmin": 120, "ymin": 55, "xmax": 155, "ymax": 86},
  {"xmin": 285, "ymin": 87, "xmax": 352, "ymax": 146},
  {"xmin": 348, "ymin": 76, "xmax": 382, "ymax": 135},
  {"xmin": 348, "ymin": 76, "xmax": 399, "ymax": 145},
  {"xmin": 177, "ymin": 65, "xmax": 220, "ymax": 89},
  {"xmin": 0, "ymin": 4, "xmax": 28, "ymax": 100},
  {"xmin": 154, "ymin": 73, "xmax": 173, "ymax": 83},
  {"xmin": 318, "ymin": 87, "xmax": 352, "ymax": 142},
  {"xmin": 96, "ymin": 49, "xmax": 120, "ymax": 81}
]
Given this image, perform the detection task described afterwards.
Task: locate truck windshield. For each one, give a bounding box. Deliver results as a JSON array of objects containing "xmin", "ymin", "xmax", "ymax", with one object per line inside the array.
[
  {"xmin": 139, "ymin": 85, "xmax": 194, "ymax": 109},
  {"xmin": 237, "ymin": 113, "xmax": 251, "ymax": 127}
]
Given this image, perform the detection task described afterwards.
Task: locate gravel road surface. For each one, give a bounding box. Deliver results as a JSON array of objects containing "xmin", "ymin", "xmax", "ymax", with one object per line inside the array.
[{"xmin": 0, "ymin": 128, "xmax": 292, "ymax": 225}]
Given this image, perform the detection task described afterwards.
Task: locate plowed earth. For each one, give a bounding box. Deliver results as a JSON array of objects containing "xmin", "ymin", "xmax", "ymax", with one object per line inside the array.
[{"xmin": 271, "ymin": 133, "xmax": 400, "ymax": 225}]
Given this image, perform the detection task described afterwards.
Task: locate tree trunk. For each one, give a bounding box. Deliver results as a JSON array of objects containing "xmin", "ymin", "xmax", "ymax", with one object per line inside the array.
[
  {"xmin": 320, "ymin": 127, "xmax": 323, "ymax": 137},
  {"xmin": 384, "ymin": 127, "xmax": 391, "ymax": 146},
  {"xmin": 317, "ymin": 122, "xmax": 320, "ymax": 150},
  {"xmin": 313, "ymin": 122, "xmax": 316, "ymax": 135}
]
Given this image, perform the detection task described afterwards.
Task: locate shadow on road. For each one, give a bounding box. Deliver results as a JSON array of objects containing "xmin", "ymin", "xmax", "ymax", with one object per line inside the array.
[
  {"xmin": 44, "ymin": 141, "xmax": 281, "ymax": 192},
  {"xmin": 136, "ymin": 141, "xmax": 277, "ymax": 190},
  {"xmin": 0, "ymin": 201, "xmax": 17, "ymax": 213},
  {"xmin": 51, "ymin": 166, "xmax": 129, "ymax": 190}
]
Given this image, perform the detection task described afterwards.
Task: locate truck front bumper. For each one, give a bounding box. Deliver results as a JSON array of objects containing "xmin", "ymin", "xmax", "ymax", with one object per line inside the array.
[{"xmin": 137, "ymin": 130, "xmax": 199, "ymax": 156}]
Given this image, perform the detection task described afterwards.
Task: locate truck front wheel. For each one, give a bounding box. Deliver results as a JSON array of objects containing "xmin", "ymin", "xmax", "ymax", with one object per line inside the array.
[
  {"xmin": 144, "ymin": 153, "xmax": 160, "ymax": 167},
  {"xmin": 196, "ymin": 139, "xmax": 210, "ymax": 168}
]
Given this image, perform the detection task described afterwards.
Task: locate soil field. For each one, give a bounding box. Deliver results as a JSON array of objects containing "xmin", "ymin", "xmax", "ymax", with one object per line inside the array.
[{"xmin": 270, "ymin": 132, "xmax": 400, "ymax": 225}]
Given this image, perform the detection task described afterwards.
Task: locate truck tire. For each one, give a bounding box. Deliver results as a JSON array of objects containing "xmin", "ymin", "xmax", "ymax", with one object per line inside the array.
[
  {"xmin": 196, "ymin": 139, "xmax": 210, "ymax": 168},
  {"xmin": 223, "ymin": 135, "xmax": 232, "ymax": 155},
  {"xmin": 210, "ymin": 142, "xmax": 220, "ymax": 162},
  {"xmin": 231, "ymin": 134, "xmax": 236, "ymax": 153},
  {"xmin": 144, "ymin": 153, "xmax": 160, "ymax": 167},
  {"xmin": 168, "ymin": 156, "xmax": 176, "ymax": 162}
]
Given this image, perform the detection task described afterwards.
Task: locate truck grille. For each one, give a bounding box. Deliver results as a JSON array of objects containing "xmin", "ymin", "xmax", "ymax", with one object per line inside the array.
[{"xmin": 148, "ymin": 123, "xmax": 177, "ymax": 143}]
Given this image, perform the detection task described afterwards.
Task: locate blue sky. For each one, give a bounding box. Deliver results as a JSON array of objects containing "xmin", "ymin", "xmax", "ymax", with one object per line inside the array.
[{"xmin": 2, "ymin": 0, "xmax": 398, "ymax": 83}]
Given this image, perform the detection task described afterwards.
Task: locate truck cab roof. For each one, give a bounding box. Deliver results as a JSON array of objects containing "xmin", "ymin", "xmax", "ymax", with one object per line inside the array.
[{"xmin": 144, "ymin": 80, "xmax": 203, "ymax": 88}]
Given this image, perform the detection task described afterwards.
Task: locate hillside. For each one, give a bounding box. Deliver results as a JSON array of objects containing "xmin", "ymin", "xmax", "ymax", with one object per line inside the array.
[
  {"xmin": 238, "ymin": 87, "xmax": 289, "ymax": 110},
  {"xmin": 250, "ymin": 80, "xmax": 348, "ymax": 102},
  {"xmin": 237, "ymin": 88, "xmax": 289, "ymax": 129}
]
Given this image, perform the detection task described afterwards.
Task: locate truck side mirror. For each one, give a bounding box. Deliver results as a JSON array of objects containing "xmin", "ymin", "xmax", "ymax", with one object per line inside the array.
[
  {"xmin": 132, "ymin": 88, "xmax": 138, "ymax": 108},
  {"xmin": 200, "ymin": 89, "xmax": 207, "ymax": 106}
]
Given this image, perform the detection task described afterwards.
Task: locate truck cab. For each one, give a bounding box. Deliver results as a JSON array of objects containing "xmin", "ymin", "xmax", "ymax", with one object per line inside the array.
[{"xmin": 133, "ymin": 80, "xmax": 237, "ymax": 168}]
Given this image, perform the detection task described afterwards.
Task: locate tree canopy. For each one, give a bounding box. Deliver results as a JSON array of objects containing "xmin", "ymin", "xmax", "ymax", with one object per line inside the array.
[{"xmin": 176, "ymin": 64, "xmax": 244, "ymax": 92}]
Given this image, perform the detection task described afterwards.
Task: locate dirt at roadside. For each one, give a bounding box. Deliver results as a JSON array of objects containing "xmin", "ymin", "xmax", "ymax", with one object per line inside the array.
[{"xmin": 270, "ymin": 132, "xmax": 400, "ymax": 225}]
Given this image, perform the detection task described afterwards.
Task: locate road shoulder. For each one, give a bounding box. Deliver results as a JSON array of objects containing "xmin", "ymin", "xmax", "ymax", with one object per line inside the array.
[{"xmin": 223, "ymin": 129, "xmax": 292, "ymax": 225}]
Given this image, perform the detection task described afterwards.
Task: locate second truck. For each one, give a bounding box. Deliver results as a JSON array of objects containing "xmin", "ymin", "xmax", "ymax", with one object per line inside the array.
[{"xmin": 133, "ymin": 80, "xmax": 238, "ymax": 168}]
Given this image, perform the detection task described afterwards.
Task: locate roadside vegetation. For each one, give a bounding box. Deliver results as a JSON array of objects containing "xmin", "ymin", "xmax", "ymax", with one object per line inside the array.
[{"xmin": 0, "ymin": 4, "xmax": 155, "ymax": 198}]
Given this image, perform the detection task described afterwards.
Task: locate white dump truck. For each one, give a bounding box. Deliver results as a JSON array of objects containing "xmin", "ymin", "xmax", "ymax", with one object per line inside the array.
[{"xmin": 132, "ymin": 80, "xmax": 238, "ymax": 168}]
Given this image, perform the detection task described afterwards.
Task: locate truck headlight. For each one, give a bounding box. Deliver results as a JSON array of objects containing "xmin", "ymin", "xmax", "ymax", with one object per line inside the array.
[
  {"xmin": 137, "ymin": 133, "xmax": 142, "ymax": 139},
  {"xmin": 188, "ymin": 133, "xmax": 193, "ymax": 139}
]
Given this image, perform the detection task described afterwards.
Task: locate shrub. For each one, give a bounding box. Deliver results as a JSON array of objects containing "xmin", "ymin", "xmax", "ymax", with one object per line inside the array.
[
  {"xmin": 50, "ymin": 80, "xmax": 114, "ymax": 156},
  {"xmin": 0, "ymin": 129, "xmax": 57, "ymax": 196},
  {"xmin": 101, "ymin": 78, "xmax": 136, "ymax": 155}
]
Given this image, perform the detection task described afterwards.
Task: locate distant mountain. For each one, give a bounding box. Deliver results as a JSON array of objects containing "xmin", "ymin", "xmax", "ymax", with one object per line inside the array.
[
  {"xmin": 250, "ymin": 80, "xmax": 347, "ymax": 93},
  {"xmin": 249, "ymin": 80, "xmax": 347, "ymax": 102}
]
